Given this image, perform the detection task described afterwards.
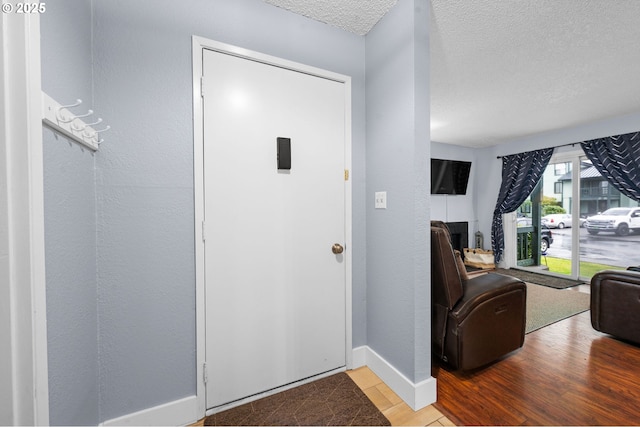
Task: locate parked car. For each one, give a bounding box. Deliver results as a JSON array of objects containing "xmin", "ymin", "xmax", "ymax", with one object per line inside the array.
[
  {"xmin": 542, "ymin": 214, "xmax": 571, "ymax": 228},
  {"xmin": 586, "ymin": 207, "xmax": 640, "ymax": 236},
  {"xmin": 516, "ymin": 216, "xmax": 532, "ymax": 227},
  {"xmin": 516, "ymin": 217, "xmax": 553, "ymax": 252}
]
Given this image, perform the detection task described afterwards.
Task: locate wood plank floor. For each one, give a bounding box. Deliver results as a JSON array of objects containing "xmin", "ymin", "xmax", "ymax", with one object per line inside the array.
[{"xmin": 433, "ymin": 311, "xmax": 640, "ymax": 426}]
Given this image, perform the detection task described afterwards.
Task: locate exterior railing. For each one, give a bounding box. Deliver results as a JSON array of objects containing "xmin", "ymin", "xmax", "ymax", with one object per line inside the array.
[
  {"xmin": 516, "ymin": 226, "xmax": 535, "ymax": 266},
  {"xmin": 581, "ymin": 186, "xmax": 620, "ymax": 198}
]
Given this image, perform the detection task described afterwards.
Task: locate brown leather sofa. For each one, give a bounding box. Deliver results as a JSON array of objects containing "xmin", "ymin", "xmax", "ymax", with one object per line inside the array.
[
  {"xmin": 431, "ymin": 223, "xmax": 527, "ymax": 370},
  {"xmin": 591, "ymin": 268, "xmax": 640, "ymax": 345}
]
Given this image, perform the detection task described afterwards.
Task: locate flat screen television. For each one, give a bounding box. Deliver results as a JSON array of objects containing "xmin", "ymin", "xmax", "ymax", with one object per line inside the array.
[{"xmin": 431, "ymin": 158, "xmax": 472, "ymax": 195}]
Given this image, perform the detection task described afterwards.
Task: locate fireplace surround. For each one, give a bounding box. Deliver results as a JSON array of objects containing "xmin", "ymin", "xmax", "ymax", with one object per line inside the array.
[{"xmin": 444, "ymin": 221, "xmax": 468, "ymax": 258}]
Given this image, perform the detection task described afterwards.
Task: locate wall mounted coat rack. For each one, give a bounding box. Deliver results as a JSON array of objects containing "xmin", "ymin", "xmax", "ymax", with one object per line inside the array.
[{"xmin": 41, "ymin": 91, "xmax": 110, "ymax": 151}]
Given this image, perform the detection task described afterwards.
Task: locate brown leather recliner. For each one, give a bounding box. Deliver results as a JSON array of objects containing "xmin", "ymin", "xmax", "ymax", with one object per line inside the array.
[
  {"xmin": 431, "ymin": 223, "xmax": 527, "ymax": 370},
  {"xmin": 591, "ymin": 268, "xmax": 640, "ymax": 345}
]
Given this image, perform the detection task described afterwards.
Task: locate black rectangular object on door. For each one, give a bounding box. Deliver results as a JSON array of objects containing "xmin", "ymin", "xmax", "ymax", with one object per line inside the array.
[{"xmin": 277, "ymin": 137, "xmax": 291, "ymax": 170}]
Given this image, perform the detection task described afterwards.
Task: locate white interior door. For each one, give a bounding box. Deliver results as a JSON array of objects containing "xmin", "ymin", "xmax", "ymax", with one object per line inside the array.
[{"xmin": 202, "ymin": 48, "xmax": 347, "ymax": 409}]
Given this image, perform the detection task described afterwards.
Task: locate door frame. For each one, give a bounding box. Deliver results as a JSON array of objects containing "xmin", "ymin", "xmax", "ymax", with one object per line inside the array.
[
  {"xmin": 1, "ymin": 10, "xmax": 50, "ymax": 425},
  {"xmin": 191, "ymin": 36, "xmax": 353, "ymax": 417},
  {"xmin": 508, "ymin": 149, "xmax": 585, "ymax": 280},
  {"xmin": 548, "ymin": 150, "xmax": 582, "ymax": 279}
]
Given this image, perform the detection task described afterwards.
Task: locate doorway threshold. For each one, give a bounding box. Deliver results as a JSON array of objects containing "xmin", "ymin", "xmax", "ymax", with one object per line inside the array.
[{"xmin": 518, "ymin": 265, "xmax": 550, "ymax": 273}]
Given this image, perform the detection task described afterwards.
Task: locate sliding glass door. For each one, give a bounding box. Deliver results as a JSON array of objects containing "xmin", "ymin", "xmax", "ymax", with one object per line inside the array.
[
  {"xmin": 578, "ymin": 154, "xmax": 639, "ymax": 277},
  {"xmin": 516, "ymin": 155, "xmax": 577, "ymax": 276},
  {"xmin": 516, "ymin": 149, "xmax": 639, "ymax": 280}
]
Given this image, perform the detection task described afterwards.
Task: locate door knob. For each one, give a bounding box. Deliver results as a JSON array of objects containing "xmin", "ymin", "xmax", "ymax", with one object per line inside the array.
[{"xmin": 332, "ymin": 243, "xmax": 344, "ymax": 254}]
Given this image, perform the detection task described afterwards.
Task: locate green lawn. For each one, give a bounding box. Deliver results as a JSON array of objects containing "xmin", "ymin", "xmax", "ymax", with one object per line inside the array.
[{"xmin": 544, "ymin": 256, "xmax": 626, "ymax": 278}]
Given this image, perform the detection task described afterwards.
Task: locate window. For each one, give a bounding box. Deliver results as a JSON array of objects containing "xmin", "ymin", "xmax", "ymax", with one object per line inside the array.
[
  {"xmin": 554, "ymin": 162, "xmax": 571, "ymax": 176},
  {"xmin": 554, "ymin": 182, "xmax": 562, "ymax": 194}
]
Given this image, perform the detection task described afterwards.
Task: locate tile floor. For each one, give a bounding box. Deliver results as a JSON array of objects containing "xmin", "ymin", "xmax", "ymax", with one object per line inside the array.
[{"xmin": 346, "ymin": 367, "xmax": 454, "ymax": 426}]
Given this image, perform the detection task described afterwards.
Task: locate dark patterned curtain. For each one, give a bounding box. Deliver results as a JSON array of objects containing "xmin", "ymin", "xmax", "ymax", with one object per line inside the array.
[
  {"xmin": 581, "ymin": 131, "xmax": 640, "ymax": 202},
  {"xmin": 491, "ymin": 148, "xmax": 554, "ymax": 263}
]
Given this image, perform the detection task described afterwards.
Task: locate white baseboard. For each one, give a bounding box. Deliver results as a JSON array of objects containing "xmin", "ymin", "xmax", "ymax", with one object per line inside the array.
[
  {"xmin": 100, "ymin": 395, "xmax": 198, "ymax": 426},
  {"xmin": 100, "ymin": 347, "xmax": 436, "ymax": 426},
  {"xmin": 352, "ymin": 345, "xmax": 367, "ymax": 368},
  {"xmin": 351, "ymin": 345, "xmax": 437, "ymax": 411}
]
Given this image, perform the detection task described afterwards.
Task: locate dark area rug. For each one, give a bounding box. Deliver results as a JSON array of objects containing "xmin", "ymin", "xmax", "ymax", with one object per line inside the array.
[
  {"xmin": 204, "ymin": 372, "xmax": 391, "ymax": 426},
  {"xmin": 495, "ymin": 268, "xmax": 584, "ymax": 289}
]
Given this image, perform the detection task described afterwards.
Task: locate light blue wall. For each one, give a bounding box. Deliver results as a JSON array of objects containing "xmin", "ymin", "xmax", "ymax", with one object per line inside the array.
[
  {"xmin": 91, "ymin": 0, "xmax": 366, "ymax": 421},
  {"xmin": 365, "ymin": 0, "xmax": 431, "ymax": 383},
  {"xmin": 40, "ymin": 1, "xmax": 99, "ymax": 425},
  {"xmin": 43, "ymin": 0, "xmax": 640, "ymax": 422},
  {"xmin": 41, "ymin": 0, "xmax": 440, "ymax": 422}
]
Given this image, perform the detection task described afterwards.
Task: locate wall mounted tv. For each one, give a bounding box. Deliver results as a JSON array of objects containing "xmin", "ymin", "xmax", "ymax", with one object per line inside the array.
[{"xmin": 431, "ymin": 158, "xmax": 472, "ymax": 195}]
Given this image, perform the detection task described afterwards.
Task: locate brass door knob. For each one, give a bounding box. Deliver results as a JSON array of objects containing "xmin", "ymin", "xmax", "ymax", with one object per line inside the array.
[{"xmin": 332, "ymin": 243, "xmax": 344, "ymax": 254}]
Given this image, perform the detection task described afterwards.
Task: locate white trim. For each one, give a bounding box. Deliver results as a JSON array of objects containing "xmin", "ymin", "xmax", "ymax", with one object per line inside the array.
[
  {"xmin": 352, "ymin": 346, "xmax": 437, "ymax": 411},
  {"xmin": 343, "ymin": 77, "xmax": 354, "ymax": 371},
  {"xmin": 501, "ymin": 212, "xmax": 518, "ymax": 269},
  {"xmin": 192, "ymin": 35, "xmax": 353, "ymax": 417},
  {"xmin": 0, "ymin": 10, "xmax": 49, "ymax": 426},
  {"xmin": 99, "ymin": 395, "xmax": 198, "ymax": 427},
  {"xmin": 570, "ymin": 155, "xmax": 581, "ymax": 279},
  {"xmin": 351, "ymin": 345, "xmax": 367, "ymax": 369},
  {"xmin": 191, "ymin": 35, "xmax": 207, "ymax": 420},
  {"xmin": 194, "ymin": 37, "xmax": 350, "ymax": 83}
]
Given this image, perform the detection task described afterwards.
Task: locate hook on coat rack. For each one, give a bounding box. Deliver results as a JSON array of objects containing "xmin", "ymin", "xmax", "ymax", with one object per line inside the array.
[
  {"xmin": 71, "ymin": 111, "xmax": 95, "ymax": 132},
  {"xmin": 55, "ymin": 98, "xmax": 83, "ymax": 123},
  {"xmin": 58, "ymin": 98, "xmax": 82, "ymax": 110},
  {"xmin": 85, "ymin": 118, "xmax": 103, "ymax": 127},
  {"xmin": 74, "ymin": 117, "xmax": 102, "ymax": 132},
  {"xmin": 71, "ymin": 119, "xmax": 86, "ymax": 132},
  {"xmin": 42, "ymin": 92, "xmax": 110, "ymax": 151},
  {"xmin": 92, "ymin": 125, "xmax": 111, "ymax": 144},
  {"xmin": 74, "ymin": 109, "xmax": 94, "ymax": 119}
]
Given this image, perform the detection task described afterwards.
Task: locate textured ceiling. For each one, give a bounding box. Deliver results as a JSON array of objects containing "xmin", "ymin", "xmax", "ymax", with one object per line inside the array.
[
  {"xmin": 264, "ymin": 1, "xmax": 640, "ymax": 148},
  {"xmin": 431, "ymin": 0, "xmax": 640, "ymax": 147},
  {"xmin": 264, "ymin": 0, "xmax": 398, "ymax": 35}
]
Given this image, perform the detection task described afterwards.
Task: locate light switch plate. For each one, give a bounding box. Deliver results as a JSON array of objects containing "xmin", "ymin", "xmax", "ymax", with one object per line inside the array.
[{"xmin": 375, "ymin": 191, "xmax": 387, "ymax": 209}]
